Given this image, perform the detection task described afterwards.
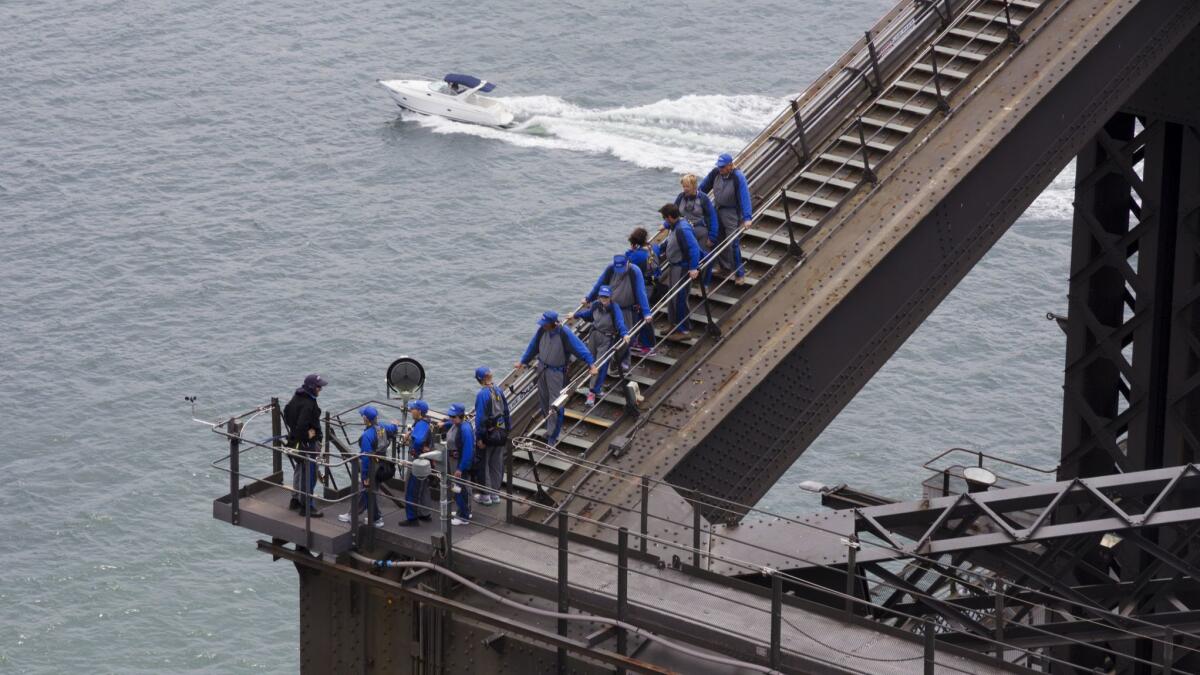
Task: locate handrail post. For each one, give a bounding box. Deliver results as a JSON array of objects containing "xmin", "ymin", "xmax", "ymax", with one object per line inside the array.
[
  {"xmin": 942, "ymin": 0, "xmax": 954, "ymax": 24},
  {"xmin": 845, "ymin": 535, "xmax": 859, "ymax": 616},
  {"xmin": 556, "ymin": 512, "xmax": 569, "ymax": 675},
  {"xmin": 227, "ymin": 419, "xmax": 242, "ymax": 526},
  {"xmin": 768, "ymin": 135, "xmax": 805, "ymax": 171},
  {"xmin": 924, "ymin": 620, "xmax": 936, "ymax": 675},
  {"xmin": 350, "ymin": 457, "xmax": 360, "ymax": 548},
  {"xmin": 691, "ymin": 493, "xmax": 702, "ymax": 568},
  {"xmin": 616, "ymin": 528, "xmax": 629, "ymax": 675},
  {"xmin": 639, "ymin": 475, "xmax": 650, "ymax": 554},
  {"xmin": 994, "ymin": 582, "xmax": 1005, "ymax": 658},
  {"xmin": 270, "ymin": 398, "xmax": 282, "ymax": 477},
  {"xmin": 864, "ymin": 31, "xmax": 883, "ymax": 94},
  {"xmin": 1002, "ymin": 0, "xmax": 1021, "ymax": 44},
  {"xmin": 1163, "ymin": 627, "xmax": 1175, "ymax": 674},
  {"xmin": 855, "ymin": 118, "xmax": 878, "ymax": 184},
  {"xmin": 778, "ymin": 187, "xmax": 803, "ymax": 257},
  {"xmin": 770, "ymin": 574, "xmax": 782, "ymax": 670},
  {"xmin": 698, "ymin": 281, "xmax": 721, "ymax": 338},
  {"xmin": 788, "ymin": 99, "xmax": 811, "ymax": 161},
  {"xmin": 505, "ymin": 442, "xmax": 514, "ymax": 524},
  {"xmin": 929, "ymin": 49, "xmax": 951, "ymax": 113}
]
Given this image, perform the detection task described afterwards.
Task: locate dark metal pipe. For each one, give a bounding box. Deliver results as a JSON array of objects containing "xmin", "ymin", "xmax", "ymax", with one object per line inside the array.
[
  {"xmin": 639, "ymin": 475, "xmax": 650, "ymax": 554},
  {"xmin": 924, "ymin": 620, "xmax": 936, "ymax": 675},
  {"xmin": 770, "ymin": 574, "xmax": 782, "ymax": 670},
  {"xmin": 845, "ymin": 536, "xmax": 858, "ymax": 616},
  {"xmin": 505, "ymin": 444, "xmax": 514, "ymax": 524},
  {"xmin": 617, "ymin": 527, "xmax": 629, "ymax": 675},
  {"xmin": 557, "ymin": 512, "xmax": 569, "ymax": 675},
  {"xmin": 930, "ymin": 49, "xmax": 950, "ymax": 112},
  {"xmin": 778, "ymin": 187, "xmax": 803, "ymax": 256},
  {"xmin": 856, "ymin": 118, "xmax": 878, "ymax": 184},
  {"xmin": 270, "ymin": 397, "xmax": 282, "ymax": 476},
  {"xmin": 788, "ymin": 99, "xmax": 811, "ymax": 160},
  {"xmin": 228, "ymin": 419, "xmax": 241, "ymax": 526},
  {"xmin": 865, "ymin": 31, "xmax": 883, "ymax": 93}
]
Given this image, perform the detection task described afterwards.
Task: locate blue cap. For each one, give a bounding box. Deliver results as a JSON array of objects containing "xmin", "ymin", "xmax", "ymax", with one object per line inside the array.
[
  {"xmin": 538, "ymin": 310, "xmax": 559, "ymax": 326},
  {"xmin": 716, "ymin": 153, "xmax": 734, "ymax": 168},
  {"xmin": 598, "ymin": 285, "xmax": 612, "ymax": 297},
  {"xmin": 475, "ymin": 366, "xmax": 492, "ymax": 382},
  {"xmin": 447, "ymin": 403, "xmax": 466, "ymax": 417},
  {"xmin": 408, "ymin": 400, "xmax": 429, "ymax": 414},
  {"xmin": 359, "ymin": 406, "xmax": 378, "ymax": 421},
  {"xmin": 612, "ymin": 254, "xmax": 627, "ymax": 267}
]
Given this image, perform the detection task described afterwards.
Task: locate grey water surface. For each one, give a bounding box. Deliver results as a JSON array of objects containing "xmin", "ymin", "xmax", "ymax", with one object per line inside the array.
[{"xmin": 1, "ymin": 0, "xmax": 1072, "ymax": 671}]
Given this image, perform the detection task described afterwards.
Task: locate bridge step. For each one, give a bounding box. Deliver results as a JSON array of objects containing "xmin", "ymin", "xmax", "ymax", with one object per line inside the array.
[
  {"xmin": 513, "ymin": 447, "xmax": 577, "ymax": 473},
  {"xmin": 873, "ymin": 97, "xmax": 934, "ymax": 117},
  {"xmin": 742, "ymin": 251, "xmax": 783, "ymax": 267},
  {"xmin": 798, "ymin": 171, "xmax": 858, "ymax": 191},
  {"xmin": 816, "ymin": 153, "xmax": 866, "ymax": 171},
  {"xmin": 783, "ymin": 190, "xmax": 842, "ymax": 210},
  {"xmin": 910, "ymin": 62, "xmax": 969, "ymax": 80},
  {"xmin": 837, "ymin": 135, "xmax": 896, "ymax": 154},
  {"xmin": 563, "ymin": 408, "xmax": 615, "ymax": 428},
  {"xmin": 742, "ymin": 227, "xmax": 799, "ymax": 247},
  {"xmin": 858, "ymin": 116, "xmax": 916, "ymax": 135},
  {"xmin": 983, "ymin": 0, "xmax": 1037, "ymax": 9},
  {"xmin": 690, "ymin": 287, "xmax": 740, "ymax": 305},
  {"xmin": 966, "ymin": 10, "xmax": 1023, "ymax": 27},
  {"xmin": 761, "ymin": 208, "xmax": 820, "ymax": 228},
  {"xmin": 947, "ymin": 27, "xmax": 1006, "ymax": 45},
  {"xmin": 530, "ymin": 430, "xmax": 593, "ymax": 452},
  {"xmin": 893, "ymin": 79, "xmax": 952, "ymax": 97},
  {"xmin": 933, "ymin": 45, "xmax": 988, "ymax": 63}
]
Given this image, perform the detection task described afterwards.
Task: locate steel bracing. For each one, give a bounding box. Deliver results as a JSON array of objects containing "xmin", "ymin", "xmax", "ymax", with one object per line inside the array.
[{"xmin": 1060, "ymin": 112, "xmax": 1200, "ymax": 479}]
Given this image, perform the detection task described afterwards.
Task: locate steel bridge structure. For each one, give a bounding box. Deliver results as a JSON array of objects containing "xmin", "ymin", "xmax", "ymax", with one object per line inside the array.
[{"xmin": 209, "ymin": 0, "xmax": 1200, "ymax": 672}]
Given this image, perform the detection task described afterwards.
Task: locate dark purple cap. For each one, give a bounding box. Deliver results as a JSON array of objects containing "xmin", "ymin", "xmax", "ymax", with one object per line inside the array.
[{"xmin": 304, "ymin": 373, "xmax": 328, "ymax": 389}]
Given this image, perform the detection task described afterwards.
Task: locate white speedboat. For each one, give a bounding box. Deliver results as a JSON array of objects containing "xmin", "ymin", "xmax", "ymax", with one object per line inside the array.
[{"xmin": 378, "ymin": 73, "xmax": 515, "ymax": 128}]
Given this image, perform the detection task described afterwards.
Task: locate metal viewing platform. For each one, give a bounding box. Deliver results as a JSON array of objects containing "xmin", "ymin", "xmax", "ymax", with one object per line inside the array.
[{"xmin": 208, "ymin": 0, "xmax": 1200, "ymax": 671}]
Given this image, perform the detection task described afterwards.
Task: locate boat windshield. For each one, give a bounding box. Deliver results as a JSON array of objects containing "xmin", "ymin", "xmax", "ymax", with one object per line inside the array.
[{"xmin": 428, "ymin": 81, "xmax": 464, "ymax": 96}]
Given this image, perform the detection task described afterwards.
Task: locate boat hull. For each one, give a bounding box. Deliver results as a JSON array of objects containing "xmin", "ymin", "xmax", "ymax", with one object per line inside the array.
[{"xmin": 379, "ymin": 79, "xmax": 514, "ymax": 128}]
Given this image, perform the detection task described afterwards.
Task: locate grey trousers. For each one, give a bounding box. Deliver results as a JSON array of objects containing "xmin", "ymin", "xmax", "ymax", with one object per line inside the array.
[
  {"xmin": 537, "ymin": 365, "xmax": 567, "ymax": 441},
  {"xmin": 483, "ymin": 443, "xmax": 505, "ymax": 492}
]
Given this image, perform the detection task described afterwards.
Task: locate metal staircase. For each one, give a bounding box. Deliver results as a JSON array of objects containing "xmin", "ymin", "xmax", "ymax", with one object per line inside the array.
[{"xmin": 494, "ymin": 0, "xmax": 1053, "ymax": 502}]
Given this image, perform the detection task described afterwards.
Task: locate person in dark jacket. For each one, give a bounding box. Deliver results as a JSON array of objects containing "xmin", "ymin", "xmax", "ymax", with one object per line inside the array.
[
  {"xmin": 569, "ymin": 286, "xmax": 629, "ymax": 408},
  {"xmin": 654, "ymin": 204, "xmax": 702, "ymax": 336},
  {"xmin": 283, "ymin": 373, "xmax": 327, "ymax": 516},
  {"xmin": 472, "ymin": 366, "xmax": 511, "ymax": 506},
  {"xmin": 338, "ymin": 406, "xmax": 398, "ymax": 527},
  {"xmin": 514, "ymin": 311, "xmax": 596, "ymax": 445},
  {"xmin": 699, "ymin": 153, "xmax": 751, "ymax": 285}
]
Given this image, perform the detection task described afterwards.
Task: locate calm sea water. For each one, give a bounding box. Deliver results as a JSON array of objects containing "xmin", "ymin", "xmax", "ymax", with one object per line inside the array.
[{"xmin": 1, "ymin": 0, "xmax": 1073, "ymax": 671}]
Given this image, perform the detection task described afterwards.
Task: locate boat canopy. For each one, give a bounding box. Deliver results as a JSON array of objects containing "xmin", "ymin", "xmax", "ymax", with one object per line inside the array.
[{"xmin": 443, "ymin": 73, "xmax": 496, "ymax": 93}]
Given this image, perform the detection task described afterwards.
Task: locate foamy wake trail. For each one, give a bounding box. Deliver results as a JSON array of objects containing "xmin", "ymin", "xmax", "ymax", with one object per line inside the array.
[{"xmin": 407, "ymin": 94, "xmax": 788, "ymax": 173}]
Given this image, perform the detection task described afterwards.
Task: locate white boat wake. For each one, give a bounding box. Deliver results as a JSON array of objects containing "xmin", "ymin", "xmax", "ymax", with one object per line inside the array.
[{"xmin": 403, "ymin": 94, "xmax": 788, "ymax": 173}]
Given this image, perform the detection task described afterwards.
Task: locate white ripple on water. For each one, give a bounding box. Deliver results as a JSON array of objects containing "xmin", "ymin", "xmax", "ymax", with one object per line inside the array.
[{"xmin": 404, "ymin": 94, "xmax": 788, "ymax": 173}]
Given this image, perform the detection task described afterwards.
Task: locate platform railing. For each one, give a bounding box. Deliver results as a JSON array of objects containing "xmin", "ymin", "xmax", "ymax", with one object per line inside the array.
[
  {"xmin": 488, "ymin": 439, "xmax": 1200, "ymax": 673},
  {"xmin": 209, "ymin": 397, "xmax": 1200, "ymax": 673}
]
